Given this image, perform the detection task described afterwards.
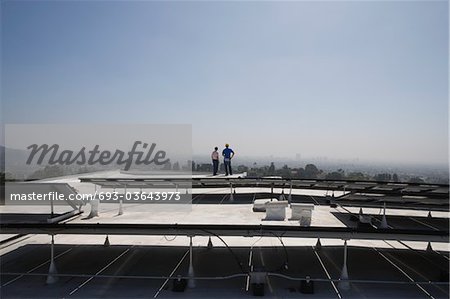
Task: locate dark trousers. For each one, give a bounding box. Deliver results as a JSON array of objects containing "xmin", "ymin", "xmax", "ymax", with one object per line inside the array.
[
  {"xmin": 212, "ymin": 159, "xmax": 219, "ymax": 175},
  {"xmin": 224, "ymin": 159, "xmax": 232, "ymax": 175}
]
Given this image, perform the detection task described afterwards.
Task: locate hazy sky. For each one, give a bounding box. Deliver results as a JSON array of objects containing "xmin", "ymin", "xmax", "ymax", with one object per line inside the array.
[{"xmin": 1, "ymin": 1, "xmax": 448, "ymax": 165}]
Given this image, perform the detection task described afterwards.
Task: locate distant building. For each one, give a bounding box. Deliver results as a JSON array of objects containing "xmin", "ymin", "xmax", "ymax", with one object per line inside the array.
[{"xmin": 196, "ymin": 163, "xmax": 212, "ymax": 172}]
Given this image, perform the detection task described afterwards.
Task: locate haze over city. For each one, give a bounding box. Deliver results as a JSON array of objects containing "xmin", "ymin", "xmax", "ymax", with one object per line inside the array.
[{"xmin": 1, "ymin": 1, "xmax": 448, "ymax": 166}]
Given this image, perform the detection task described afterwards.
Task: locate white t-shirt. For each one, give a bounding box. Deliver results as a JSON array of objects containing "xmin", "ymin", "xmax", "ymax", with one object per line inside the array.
[{"xmin": 211, "ymin": 151, "xmax": 219, "ymax": 160}]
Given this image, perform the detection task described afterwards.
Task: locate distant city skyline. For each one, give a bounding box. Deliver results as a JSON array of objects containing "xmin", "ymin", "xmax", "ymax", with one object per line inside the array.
[{"xmin": 1, "ymin": 1, "xmax": 448, "ymax": 166}]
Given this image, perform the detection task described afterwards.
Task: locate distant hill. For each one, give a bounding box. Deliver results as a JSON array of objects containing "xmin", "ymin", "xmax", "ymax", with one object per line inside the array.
[{"xmin": 0, "ymin": 145, "xmax": 37, "ymax": 178}]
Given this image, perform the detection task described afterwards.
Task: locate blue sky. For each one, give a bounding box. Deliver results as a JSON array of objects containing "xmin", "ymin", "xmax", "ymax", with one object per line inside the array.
[{"xmin": 1, "ymin": 1, "xmax": 448, "ymax": 165}]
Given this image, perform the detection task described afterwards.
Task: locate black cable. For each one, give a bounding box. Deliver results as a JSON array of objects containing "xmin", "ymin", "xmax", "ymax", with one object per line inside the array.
[
  {"xmin": 269, "ymin": 232, "xmax": 289, "ymax": 272},
  {"xmin": 202, "ymin": 230, "xmax": 248, "ymax": 274}
]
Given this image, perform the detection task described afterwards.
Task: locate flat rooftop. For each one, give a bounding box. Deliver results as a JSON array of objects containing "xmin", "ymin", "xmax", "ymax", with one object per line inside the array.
[{"xmin": 1, "ymin": 172, "xmax": 448, "ymax": 298}]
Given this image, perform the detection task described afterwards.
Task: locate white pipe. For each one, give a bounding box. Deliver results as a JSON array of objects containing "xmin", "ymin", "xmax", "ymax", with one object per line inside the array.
[
  {"xmin": 188, "ymin": 236, "xmax": 196, "ymax": 288},
  {"xmin": 46, "ymin": 235, "xmax": 58, "ymax": 284},
  {"xmin": 338, "ymin": 240, "xmax": 350, "ymax": 291}
]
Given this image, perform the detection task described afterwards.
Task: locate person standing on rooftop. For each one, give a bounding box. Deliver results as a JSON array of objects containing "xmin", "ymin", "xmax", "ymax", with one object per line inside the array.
[
  {"xmin": 211, "ymin": 147, "xmax": 219, "ymax": 176},
  {"xmin": 222, "ymin": 144, "xmax": 235, "ymax": 176}
]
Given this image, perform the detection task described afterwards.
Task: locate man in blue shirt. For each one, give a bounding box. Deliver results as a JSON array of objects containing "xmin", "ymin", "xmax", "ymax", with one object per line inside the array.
[{"xmin": 222, "ymin": 143, "xmax": 235, "ymax": 176}]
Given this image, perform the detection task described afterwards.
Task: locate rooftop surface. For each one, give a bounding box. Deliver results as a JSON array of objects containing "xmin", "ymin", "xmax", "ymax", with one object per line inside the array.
[{"xmin": 1, "ymin": 172, "xmax": 448, "ymax": 298}]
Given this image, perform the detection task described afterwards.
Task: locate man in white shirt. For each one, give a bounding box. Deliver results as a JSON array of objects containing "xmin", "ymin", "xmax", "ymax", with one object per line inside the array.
[{"xmin": 211, "ymin": 147, "xmax": 219, "ymax": 175}]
